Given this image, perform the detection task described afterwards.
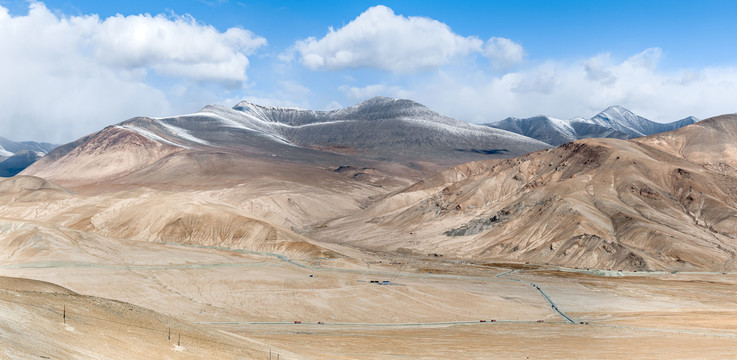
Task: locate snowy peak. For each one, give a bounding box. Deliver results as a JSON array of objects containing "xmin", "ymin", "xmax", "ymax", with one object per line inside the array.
[
  {"xmin": 491, "ymin": 116, "xmax": 577, "ymax": 147},
  {"xmin": 592, "ymin": 106, "xmax": 699, "ymax": 138},
  {"xmin": 352, "ymin": 96, "xmax": 401, "ymax": 108},
  {"xmin": 596, "ymin": 105, "xmax": 636, "ymax": 117},
  {"xmin": 593, "ymin": 105, "xmax": 639, "ymax": 124},
  {"xmin": 590, "ymin": 105, "xmax": 653, "ymax": 137},
  {"xmin": 487, "ymin": 106, "xmax": 698, "ymax": 147},
  {"xmin": 229, "ymin": 96, "xmax": 440, "ymax": 128}
]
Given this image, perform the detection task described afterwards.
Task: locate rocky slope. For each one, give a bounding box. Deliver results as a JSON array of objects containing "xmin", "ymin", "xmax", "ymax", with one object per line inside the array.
[{"xmin": 312, "ymin": 114, "xmax": 737, "ymax": 272}]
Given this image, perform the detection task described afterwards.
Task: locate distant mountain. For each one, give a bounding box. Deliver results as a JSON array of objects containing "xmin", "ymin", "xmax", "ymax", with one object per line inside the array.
[
  {"xmin": 489, "ymin": 115, "xmax": 630, "ymax": 147},
  {"xmin": 0, "ymin": 151, "xmax": 44, "ymax": 177},
  {"xmin": 0, "ymin": 137, "xmax": 56, "ymax": 155},
  {"xmin": 486, "ymin": 106, "xmax": 697, "ymax": 146},
  {"xmin": 0, "ymin": 137, "xmax": 58, "ymax": 177},
  {"xmin": 589, "ymin": 106, "xmax": 698, "ymax": 137},
  {"xmin": 24, "ymin": 97, "xmax": 550, "ymax": 186}
]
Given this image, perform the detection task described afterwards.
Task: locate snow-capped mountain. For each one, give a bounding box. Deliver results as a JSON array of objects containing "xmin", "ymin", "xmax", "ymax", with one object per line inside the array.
[
  {"xmin": 0, "ymin": 151, "xmax": 45, "ymax": 177},
  {"xmin": 0, "ymin": 137, "xmax": 57, "ymax": 156},
  {"xmin": 486, "ymin": 106, "xmax": 697, "ymax": 147},
  {"xmin": 219, "ymin": 96, "xmax": 550, "ymax": 162},
  {"xmin": 0, "ymin": 137, "xmax": 58, "ymax": 177},
  {"xmin": 590, "ymin": 106, "xmax": 697, "ymax": 137},
  {"xmin": 24, "ymin": 97, "xmax": 551, "ymax": 186},
  {"xmin": 86, "ymin": 96, "xmax": 550, "ymax": 165}
]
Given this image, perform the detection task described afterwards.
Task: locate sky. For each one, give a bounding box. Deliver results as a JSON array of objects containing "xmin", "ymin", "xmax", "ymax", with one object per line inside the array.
[{"xmin": 1, "ymin": 0, "xmax": 736, "ymax": 143}]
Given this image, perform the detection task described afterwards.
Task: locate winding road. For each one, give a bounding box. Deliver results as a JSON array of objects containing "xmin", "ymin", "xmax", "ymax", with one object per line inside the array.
[{"xmin": 496, "ymin": 269, "xmax": 575, "ymax": 323}]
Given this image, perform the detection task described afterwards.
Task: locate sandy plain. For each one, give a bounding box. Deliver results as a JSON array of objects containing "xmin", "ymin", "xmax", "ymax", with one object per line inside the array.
[{"xmin": 2, "ymin": 228, "xmax": 737, "ymax": 359}]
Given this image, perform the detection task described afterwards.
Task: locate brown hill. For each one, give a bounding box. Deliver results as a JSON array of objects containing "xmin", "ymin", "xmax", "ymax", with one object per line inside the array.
[
  {"xmin": 312, "ymin": 115, "xmax": 737, "ymax": 271},
  {"xmin": 0, "ymin": 277, "xmax": 259, "ymax": 359},
  {"xmin": 17, "ymin": 120, "xmax": 416, "ymax": 243},
  {"xmin": 23, "ymin": 125, "xmax": 185, "ymax": 188},
  {"xmin": 0, "ymin": 177, "xmax": 341, "ymax": 260}
]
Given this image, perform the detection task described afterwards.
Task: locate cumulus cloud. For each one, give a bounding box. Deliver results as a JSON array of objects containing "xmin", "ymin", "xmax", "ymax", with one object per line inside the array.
[
  {"xmin": 0, "ymin": 2, "xmax": 266, "ymax": 143},
  {"xmin": 484, "ymin": 37, "xmax": 525, "ymax": 69},
  {"xmin": 583, "ymin": 54, "xmax": 617, "ymax": 85},
  {"xmin": 411, "ymin": 48, "xmax": 737, "ymax": 124},
  {"xmin": 92, "ymin": 13, "xmax": 265, "ymax": 86},
  {"xmin": 293, "ymin": 5, "xmax": 483, "ymax": 72}
]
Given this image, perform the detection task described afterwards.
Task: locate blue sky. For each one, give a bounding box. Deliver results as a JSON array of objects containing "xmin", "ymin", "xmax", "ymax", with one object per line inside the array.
[{"xmin": 1, "ymin": 0, "xmax": 736, "ymax": 143}]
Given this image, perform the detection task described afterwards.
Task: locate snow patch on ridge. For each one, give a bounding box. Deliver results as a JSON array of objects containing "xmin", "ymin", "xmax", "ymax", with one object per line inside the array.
[
  {"xmin": 403, "ymin": 116, "xmax": 543, "ymax": 144},
  {"xmin": 115, "ymin": 125, "xmax": 189, "ymax": 149},
  {"xmin": 0, "ymin": 146, "xmax": 13, "ymax": 157},
  {"xmin": 546, "ymin": 116, "xmax": 576, "ymax": 137},
  {"xmin": 157, "ymin": 121, "xmax": 211, "ymax": 146},
  {"xmin": 181, "ymin": 110, "xmax": 296, "ymax": 146},
  {"xmin": 270, "ymin": 119, "xmax": 352, "ymax": 128}
]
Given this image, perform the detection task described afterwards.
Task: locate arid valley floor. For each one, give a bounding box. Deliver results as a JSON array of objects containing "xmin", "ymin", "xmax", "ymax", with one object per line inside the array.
[{"xmin": 2, "ymin": 233, "xmax": 737, "ymax": 359}]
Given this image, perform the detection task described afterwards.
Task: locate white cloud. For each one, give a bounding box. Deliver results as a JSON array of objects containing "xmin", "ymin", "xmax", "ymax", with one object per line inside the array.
[
  {"xmin": 583, "ymin": 54, "xmax": 616, "ymax": 85},
  {"xmin": 340, "ymin": 84, "xmax": 413, "ymax": 100},
  {"xmin": 484, "ymin": 37, "xmax": 525, "ymax": 69},
  {"xmin": 0, "ymin": 2, "xmax": 266, "ymax": 143},
  {"xmin": 410, "ymin": 48, "xmax": 737, "ymax": 124},
  {"xmin": 293, "ymin": 5, "xmax": 483, "ymax": 72},
  {"xmin": 92, "ymin": 13, "xmax": 266, "ymax": 86}
]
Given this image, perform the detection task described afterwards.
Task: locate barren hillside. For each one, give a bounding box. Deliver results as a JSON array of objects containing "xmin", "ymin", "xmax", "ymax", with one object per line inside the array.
[{"xmin": 312, "ymin": 115, "xmax": 737, "ymax": 271}]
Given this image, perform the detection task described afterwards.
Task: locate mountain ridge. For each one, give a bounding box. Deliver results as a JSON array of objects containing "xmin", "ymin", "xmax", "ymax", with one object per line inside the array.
[
  {"xmin": 487, "ymin": 105, "xmax": 697, "ymax": 146},
  {"xmin": 23, "ymin": 97, "xmax": 551, "ymax": 187}
]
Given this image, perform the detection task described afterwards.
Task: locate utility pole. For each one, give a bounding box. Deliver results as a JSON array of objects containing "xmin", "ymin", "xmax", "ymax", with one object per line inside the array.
[{"xmin": 63, "ymin": 305, "xmax": 66, "ymax": 324}]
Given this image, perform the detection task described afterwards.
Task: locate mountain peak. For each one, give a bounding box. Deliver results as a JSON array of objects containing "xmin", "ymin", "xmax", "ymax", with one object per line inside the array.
[
  {"xmin": 352, "ymin": 96, "xmax": 423, "ymax": 110},
  {"xmin": 597, "ymin": 105, "xmax": 637, "ymax": 117},
  {"xmin": 232, "ymin": 100, "xmax": 304, "ymax": 113},
  {"xmin": 363, "ymin": 96, "xmax": 397, "ymax": 103}
]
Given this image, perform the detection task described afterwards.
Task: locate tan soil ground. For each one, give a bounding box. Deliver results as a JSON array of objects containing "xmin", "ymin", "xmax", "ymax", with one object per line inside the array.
[{"xmin": 3, "ymin": 234, "xmax": 737, "ymax": 359}]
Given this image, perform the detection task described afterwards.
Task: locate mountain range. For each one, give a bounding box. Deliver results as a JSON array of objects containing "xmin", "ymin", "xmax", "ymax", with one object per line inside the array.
[
  {"xmin": 487, "ymin": 105, "xmax": 698, "ymax": 146},
  {"xmin": 11, "ymin": 96, "xmax": 730, "ymax": 272},
  {"xmin": 0, "ymin": 137, "xmax": 57, "ymax": 177},
  {"xmin": 23, "ymin": 97, "xmax": 552, "ymax": 189},
  {"xmin": 7, "ymin": 100, "xmax": 698, "ymax": 178}
]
